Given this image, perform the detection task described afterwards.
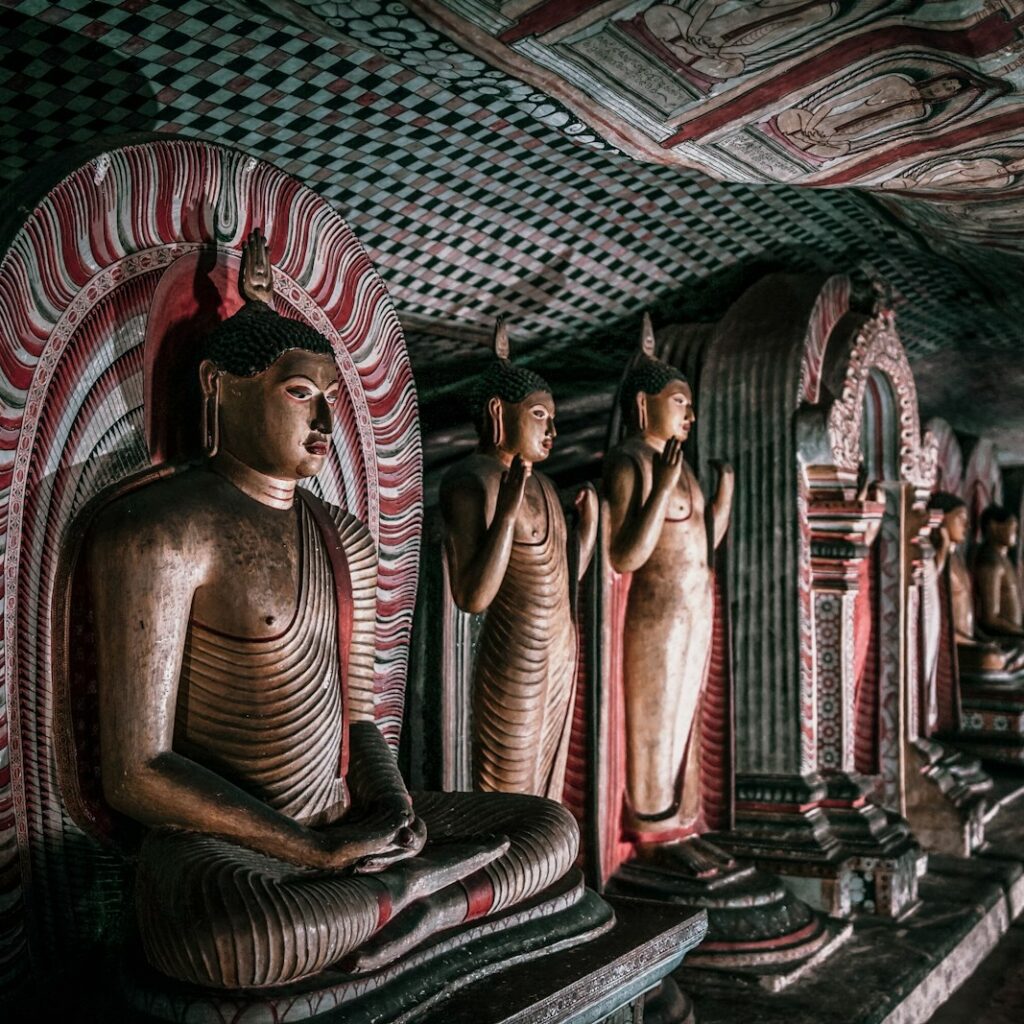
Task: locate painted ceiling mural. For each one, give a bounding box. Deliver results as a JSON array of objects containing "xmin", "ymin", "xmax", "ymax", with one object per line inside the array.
[
  {"xmin": 0, "ymin": 0, "xmax": 1022, "ymax": 453},
  {"xmin": 405, "ymin": 0, "xmax": 1024, "ymax": 256}
]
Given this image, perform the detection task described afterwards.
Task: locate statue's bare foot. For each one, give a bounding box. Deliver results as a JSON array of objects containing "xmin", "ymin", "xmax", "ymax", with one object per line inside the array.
[
  {"xmin": 374, "ymin": 837, "xmax": 509, "ymax": 909},
  {"xmin": 635, "ymin": 835, "xmax": 737, "ymax": 879},
  {"xmin": 344, "ymin": 886, "xmax": 467, "ymax": 974}
]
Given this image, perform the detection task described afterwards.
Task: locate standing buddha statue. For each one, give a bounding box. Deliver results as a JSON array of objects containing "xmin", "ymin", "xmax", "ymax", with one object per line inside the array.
[
  {"xmin": 440, "ymin": 319, "xmax": 598, "ymax": 799},
  {"xmin": 602, "ymin": 316, "xmax": 734, "ymax": 873}
]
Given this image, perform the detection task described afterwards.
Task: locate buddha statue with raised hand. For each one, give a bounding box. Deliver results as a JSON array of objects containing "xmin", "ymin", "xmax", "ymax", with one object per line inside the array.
[
  {"xmin": 81, "ymin": 231, "xmax": 580, "ymax": 989},
  {"xmin": 440, "ymin": 319, "xmax": 598, "ymax": 799},
  {"xmin": 603, "ymin": 316, "xmax": 734, "ymax": 875}
]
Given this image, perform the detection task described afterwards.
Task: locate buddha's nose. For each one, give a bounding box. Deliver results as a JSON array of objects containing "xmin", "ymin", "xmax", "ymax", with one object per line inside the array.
[{"xmin": 313, "ymin": 395, "xmax": 333, "ymax": 433}]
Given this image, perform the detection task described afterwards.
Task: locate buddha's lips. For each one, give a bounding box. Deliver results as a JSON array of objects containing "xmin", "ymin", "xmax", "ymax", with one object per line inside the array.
[
  {"xmin": 541, "ymin": 438, "xmax": 554, "ymax": 450},
  {"xmin": 304, "ymin": 440, "xmax": 329, "ymax": 456}
]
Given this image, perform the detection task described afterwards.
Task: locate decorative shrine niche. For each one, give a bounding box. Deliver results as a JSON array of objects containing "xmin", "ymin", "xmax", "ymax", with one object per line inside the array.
[{"xmin": 802, "ymin": 300, "xmax": 989, "ymax": 860}]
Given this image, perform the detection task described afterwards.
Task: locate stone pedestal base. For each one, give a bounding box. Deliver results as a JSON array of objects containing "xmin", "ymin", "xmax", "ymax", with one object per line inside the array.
[
  {"xmin": 682, "ymin": 844, "xmax": 1024, "ymax": 1024},
  {"xmin": 607, "ymin": 851, "xmax": 848, "ymax": 991},
  {"xmin": 708, "ymin": 777, "xmax": 925, "ymax": 919},
  {"xmin": 642, "ymin": 978, "xmax": 694, "ymax": 1024},
  {"xmin": 950, "ymin": 672, "xmax": 1024, "ymax": 766},
  {"xmin": 122, "ymin": 872, "xmax": 707, "ymax": 1024},
  {"xmin": 416, "ymin": 895, "xmax": 708, "ymax": 1024}
]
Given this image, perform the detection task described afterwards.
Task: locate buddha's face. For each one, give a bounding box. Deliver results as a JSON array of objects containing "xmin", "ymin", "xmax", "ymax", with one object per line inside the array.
[
  {"xmin": 207, "ymin": 350, "xmax": 339, "ymax": 479},
  {"xmin": 920, "ymin": 76, "xmax": 965, "ymax": 101},
  {"xmin": 943, "ymin": 505, "xmax": 969, "ymax": 546},
  {"xmin": 493, "ymin": 389, "xmax": 556, "ymax": 464},
  {"xmin": 640, "ymin": 380, "xmax": 694, "ymax": 442}
]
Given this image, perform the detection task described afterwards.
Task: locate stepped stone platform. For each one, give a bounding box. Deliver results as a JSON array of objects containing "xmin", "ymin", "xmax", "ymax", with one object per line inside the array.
[
  {"xmin": 10, "ymin": 895, "xmax": 706, "ymax": 1024},
  {"xmin": 679, "ymin": 773, "xmax": 1024, "ymax": 1024}
]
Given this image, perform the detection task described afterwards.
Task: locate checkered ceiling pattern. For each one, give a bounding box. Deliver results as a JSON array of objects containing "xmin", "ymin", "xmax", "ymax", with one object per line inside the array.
[{"xmin": 1, "ymin": 0, "xmax": 1022, "ymax": 449}]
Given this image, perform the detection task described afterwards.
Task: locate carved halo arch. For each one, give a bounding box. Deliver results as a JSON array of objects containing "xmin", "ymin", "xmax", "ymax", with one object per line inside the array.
[
  {"xmin": 961, "ymin": 435, "xmax": 1004, "ymax": 542},
  {"xmin": 0, "ymin": 138, "xmax": 422, "ymax": 964},
  {"xmin": 800, "ymin": 305, "xmax": 937, "ymax": 491}
]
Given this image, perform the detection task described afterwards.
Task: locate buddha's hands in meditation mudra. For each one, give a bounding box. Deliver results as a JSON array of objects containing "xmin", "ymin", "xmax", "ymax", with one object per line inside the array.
[{"xmin": 83, "ymin": 230, "xmax": 576, "ymax": 988}]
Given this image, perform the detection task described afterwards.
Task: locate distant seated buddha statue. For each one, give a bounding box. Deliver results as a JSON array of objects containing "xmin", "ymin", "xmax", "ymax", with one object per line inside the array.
[
  {"xmin": 974, "ymin": 505, "xmax": 1024, "ymax": 649},
  {"xmin": 70, "ymin": 232, "xmax": 580, "ymax": 990},
  {"xmin": 929, "ymin": 492, "xmax": 1024, "ymax": 676}
]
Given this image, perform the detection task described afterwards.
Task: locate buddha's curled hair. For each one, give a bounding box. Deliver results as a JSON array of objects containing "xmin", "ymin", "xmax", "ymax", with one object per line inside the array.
[
  {"xmin": 205, "ymin": 301, "xmax": 334, "ymax": 377},
  {"xmin": 620, "ymin": 353, "xmax": 688, "ymax": 425},
  {"xmin": 468, "ymin": 357, "xmax": 552, "ymax": 434}
]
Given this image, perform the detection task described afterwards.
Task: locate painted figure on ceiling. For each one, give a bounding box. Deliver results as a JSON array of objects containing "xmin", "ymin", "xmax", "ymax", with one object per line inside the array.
[
  {"xmin": 602, "ymin": 317, "xmax": 733, "ymax": 871},
  {"xmin": 882, "ymin": 152, "xmax": 1024, "ymax": 192},
  {"xmin": 440, "ymin": 319, "xmax": 598, "ymax": 799},
  {"xmin": 643, "ymin": 0, "xmax": 841, "ymax": 79},
  {"xmin": 777, "ymin": 72, "xmax": 983, "ymax": 159}
]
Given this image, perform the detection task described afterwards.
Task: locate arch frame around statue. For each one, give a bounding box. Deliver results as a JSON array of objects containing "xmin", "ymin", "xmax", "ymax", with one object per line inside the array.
[
  {"xmin": 0, "ymin": 138, "xmax": 422, "ymax": 976},
  {"xmin": 798, "ymin": 304, "xmax": 937, "ymax": 801}
]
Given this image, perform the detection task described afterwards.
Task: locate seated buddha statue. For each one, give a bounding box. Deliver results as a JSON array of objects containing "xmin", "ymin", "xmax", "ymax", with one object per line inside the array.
[
  {"xmin": 975, "ymin": 505, "xmax": 1024, "ymax": 648},
  {"xmin": 602, "ymin": 322, "xmax": 734, "ymax": 875},
  {"xmin": 439, "ymin": 319, "xmax": 597, "ymax": 799},
  {"xmin": 78, "ymin": 232, "xmax": 580, "ymax": 990},
  {"xmin": 929, "ymin": 492, "xmax": 1024, "ymax": 675}
]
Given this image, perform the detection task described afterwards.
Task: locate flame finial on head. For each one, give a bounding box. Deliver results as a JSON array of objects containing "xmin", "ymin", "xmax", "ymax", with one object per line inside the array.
[
  {"xmin": 619, "ymin": 312, "xmax": 689, "ymax": 426},
  {"xmin": 640, "ymin": 311, "xmax": 656, "ymax": 358},
  {"xmin": 493, "ymin": 315, "xmax": 511, "ymax": 360},
  {"xmin": 205, "ymin": 228, "xmax": 333, "ymax": 377},
  {"xmin": 465, "ymin": 315, "xmax": 553, "ymax": 432}
]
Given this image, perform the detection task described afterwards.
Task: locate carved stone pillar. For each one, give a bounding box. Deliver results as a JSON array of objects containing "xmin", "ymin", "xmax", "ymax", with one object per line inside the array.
[
  {"xmin": 808, "ymin": 494, "xmax": 883, "ymax": 780},
  {"xmin": 802, "ymin": 487, "xmax": 923, "ymax": 918}
]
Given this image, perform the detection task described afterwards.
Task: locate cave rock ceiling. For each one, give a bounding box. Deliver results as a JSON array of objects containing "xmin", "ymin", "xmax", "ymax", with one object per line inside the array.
[
  {"xmin": 1, "ymin": 0, "xmax": 1022, "ymax": 453},
  {"xmin": 408, "ymin": 0, "xmax": 1024, "ymax": 255}
]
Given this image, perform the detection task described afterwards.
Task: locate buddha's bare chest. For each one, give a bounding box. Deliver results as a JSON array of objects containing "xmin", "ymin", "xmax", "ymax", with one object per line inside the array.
[
  {"xmin": 191, "ymin": 509, "xmax": 301, "ymax": 638},
  {"xmin": 514, "ymin": 477, "xmax": 551, "ymax": 543},
  {"xmin": 636, "ymin": 456, "xmax": 703, "ymax": 523}
]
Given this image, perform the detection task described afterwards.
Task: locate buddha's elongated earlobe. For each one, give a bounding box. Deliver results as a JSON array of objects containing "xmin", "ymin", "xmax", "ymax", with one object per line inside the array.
[
  {"xmin": 488, "ymin": 396, "xmax": 504, "ymax": 449},
  {"xmin": 636, "ymin": 392, "xmax": 648, "ymax": 433}
]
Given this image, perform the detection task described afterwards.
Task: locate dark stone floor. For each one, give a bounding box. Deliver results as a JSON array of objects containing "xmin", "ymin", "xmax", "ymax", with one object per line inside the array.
[
  {"xmin": 928, "ymin": 791, "xmax": 1024, "ymax": 1024},
  {"xmin": 926, "ymin": 921, "xmax": 1024, "ymax": 1024}
]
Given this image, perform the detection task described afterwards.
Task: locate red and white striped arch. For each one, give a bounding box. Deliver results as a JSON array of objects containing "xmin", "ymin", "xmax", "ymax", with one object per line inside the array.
[{"xmin": 0, "ymin": 139, "xmax": 422, "ymax": 964}]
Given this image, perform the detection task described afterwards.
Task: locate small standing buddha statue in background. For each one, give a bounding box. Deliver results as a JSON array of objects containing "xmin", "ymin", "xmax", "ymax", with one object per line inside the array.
[
  {"xmin": 79, "ymin": 232, "xmax": 581, "ymax": 990},
  {"xmin": 440, "ymin": 318, "xmax": 598, "ymax": 800},
  {"xmin": 602, "ymin": 316, "xmax": 734, "ymax": 875}
]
